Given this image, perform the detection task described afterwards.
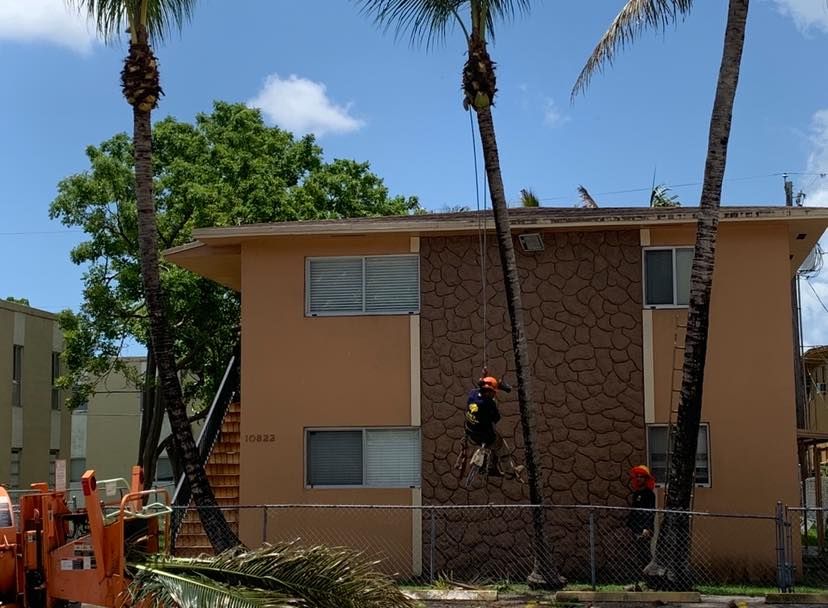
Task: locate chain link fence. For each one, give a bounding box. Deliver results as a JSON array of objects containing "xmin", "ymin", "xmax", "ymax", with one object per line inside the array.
[
  {"xmin": 172, "ymin": 503, "xmax": 785, "ymax": 590},
  {"xmin": 784, "ymin": 506, "xmax": 828, "ymax": 589}
]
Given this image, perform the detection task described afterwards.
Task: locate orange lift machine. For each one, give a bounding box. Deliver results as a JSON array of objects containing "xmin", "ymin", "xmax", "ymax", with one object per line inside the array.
[{"xmin": 0, "ymin": 466, "xmax": 170, "ymax": 607}]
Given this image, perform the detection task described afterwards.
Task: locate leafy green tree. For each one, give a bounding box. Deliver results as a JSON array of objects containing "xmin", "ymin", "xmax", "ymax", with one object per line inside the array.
[
  {"xmin": 51, "ymin": 100, "xmax": 419, "ymax": 497},
  {"xmin": 356, "ymin": 0, "xmax": 563, "ymax": 588},
  {"xmin": 575, "ymin": 0, "xmax": 750, "ymax": 589},
  {"xmin": 4, "ymin": 297, "xmax": 31, "ymax": 306},
  {"xmin": 650, "ymin": 184, "xmax": 681, "ymax": 208}
]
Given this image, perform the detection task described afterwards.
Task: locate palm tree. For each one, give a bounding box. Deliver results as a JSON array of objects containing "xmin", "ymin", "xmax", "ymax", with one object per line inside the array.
[
  {"xmin": 650, "ymin": 184, "xmax": 681, "ymax": 208},
  {"xmin": 520, "ymin": 188, "xmax": 541, "ymax": 207},
  {"xmin": 576, "ymin": 185, "xmax": 598, "ymax": 208},
  {"xmin": 69, "ymin": 0, "xmax": 240, "ymax": 552},
  {"xmin": 127, "ymin": 543, "xmax": 416, "ymax": 608},
  {"xmin": 355, "ymin": 0, "xmax": 563, "ymax": 589},
  {"xmin": 574, "ymin": 0, "xmax": 750, "ymax": 589}
]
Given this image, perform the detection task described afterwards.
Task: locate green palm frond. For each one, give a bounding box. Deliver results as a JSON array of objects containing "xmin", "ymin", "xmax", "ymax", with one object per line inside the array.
[
  {"xmin": 66, "ymin": 0, "xmax": 198, "ymax": 43},
  {"xmin": 650, "ymin": 184, "xmax": 681, "ymax": 207},
  {"xmin": 577, "ymin": 185, "xmax": 598, "ymax": 209},
  {"xmin": 571, "ymin": 0, "xmax": 693, "ymax": 100},
  {"xmin": 129, "ymin": 565, "xmax": 295, "ymax": 608},
  {"xmin": 519, "ymin": 188, "xmax": 540, "ymax": 207},
  {"xmin": 130, "ymin": 542, "xmax": 416, "ymax": 608},
  {"xmin": 354, "ymin": 0, "xmax": 531, "ymax": 47}
]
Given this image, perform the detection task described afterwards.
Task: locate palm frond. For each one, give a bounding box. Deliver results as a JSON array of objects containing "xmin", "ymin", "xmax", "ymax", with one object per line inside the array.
[
  {"xmin": 519, "ymin": 188, "xmax": 540, "ymax": 207},
  {"xmin": 571, "ymin": 0, "xmax": 693, "ymax": 100},
  {"xmin": 133, "ymin": 542, "xmax": 416, "ymax": 608},
  {"xmin": 650, "ymin": 184, "xmax": 681, "ymax": 207},
  {"xmin": 129, "ymin": 564, "xmax": 295, "ymax": 608},
  {"xmin": 577, "ymin": 185, "xmax": 598, "ymax": 208},
  {"xmin": 66, "ymin": 0, "xmax": 198, "ymax": 44},
  {"xmin": 354, "ymin": 0, "xmax": 531, "ymax": 48}
]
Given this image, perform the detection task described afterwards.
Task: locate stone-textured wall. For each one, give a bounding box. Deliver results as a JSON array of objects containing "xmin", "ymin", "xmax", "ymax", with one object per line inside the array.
[{"xmin": 420, "ymin": 229, "xmax": 645, "ymax": 580}]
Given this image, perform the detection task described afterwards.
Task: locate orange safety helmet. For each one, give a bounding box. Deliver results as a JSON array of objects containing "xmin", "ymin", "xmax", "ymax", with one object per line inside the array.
[
  {"xmin": 478, "ymin": 376, "xmax": 499, "ymax": 392},
  {"xmin": 629, "ymin": 464, "xmax": 656, "ymax": 491}
]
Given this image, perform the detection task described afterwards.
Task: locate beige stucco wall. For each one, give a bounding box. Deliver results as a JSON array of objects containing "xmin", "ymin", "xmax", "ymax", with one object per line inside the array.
[
  {"xmin": 79, "ymin": 358, "xmax": 145, "ymax": 482},
  {"xmin": 648, "ymin": 223, "xmax": 799, "ymax": 574},
  {"xmin": 239, "ymin": 235, "xmax": 418, "ymax": 564},
  {"xmin": 0, "ymin": 301, "xmax": 71, "ymax": 489}
]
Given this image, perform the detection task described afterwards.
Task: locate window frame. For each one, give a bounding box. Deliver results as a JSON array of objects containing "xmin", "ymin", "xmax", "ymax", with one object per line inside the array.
[
  {"xmin": 12, "ymin": 345, "xmax": 22, "ymax": 407},
  {"xmin": 304, "ymin": 254, "xmax": 420, "ymax": 317},
  {"xmin": 51, "ymin": 351, "xmax": 61, "ymax": 410},
  {"xmin": 642, "ymin": 246, "xmax": 694, "ymax": 309},
  {"xmin": 304, "ymin": 426, "xmax": 421, "ymax": 489},
  {"xmin": 646, "ymin": 423, "xmax": 712, "ymax": 488},
  {"xmin": 9, "ymin": 448, "xmax": 22, "ymax": 489}
]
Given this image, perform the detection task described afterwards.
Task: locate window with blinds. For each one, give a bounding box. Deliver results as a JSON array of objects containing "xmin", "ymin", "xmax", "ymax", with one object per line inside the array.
[
  {"xmin": 306, "ymin": 255, "xmax": 420, "ymax": 316},
  {"xmin": 647, "ymin": 424, "xmax": 711, "ymax": 486},
  {"xmin": 9, "ymin": 449, "xmax": 21, "ymax": 489},
  {"xmin": 306, "ymin": 428, "xmax": 421, "ymax": 488}
]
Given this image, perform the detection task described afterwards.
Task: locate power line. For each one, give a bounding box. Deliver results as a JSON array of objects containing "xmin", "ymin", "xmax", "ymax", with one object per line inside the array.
[
  {"xmin": 0, "ymin": 230, "xmax": 82, "ymax": 236},
  {"xmin": 538, "ymin": 172, "xmax": 820, "ymax": 202},
  {"xmin": 805, "ymin": 278, "xmax": 828, "ymax": 314}
]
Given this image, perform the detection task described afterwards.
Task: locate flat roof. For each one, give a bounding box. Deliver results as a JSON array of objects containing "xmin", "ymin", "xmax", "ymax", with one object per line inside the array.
[
  {"xmin": 184, "ymin": 205, "xmax": 828, "ymax": 244},
  {"xmin": 0, "ymin": 298, "xmax": 58, "ymax": 320},
  {"xmin": 165, "ymin": 205, "xmax": 828, "ymax": 291}
]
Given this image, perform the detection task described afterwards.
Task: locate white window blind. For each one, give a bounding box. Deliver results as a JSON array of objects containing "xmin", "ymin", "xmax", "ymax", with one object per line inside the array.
[
  {"xmin": 647, "ymin": 424, "xmax": 710, "ymax": 486},
  {"xmin": 306, "ymin": 428, "xmax": 421, "ymax": 488},
  {"xmin": 307, "ymin": 255, "xmax": 419, "ymax": 316},
  {"xmin": 365, "ymin": 256, "xmax": 420, "ymax": 313},
  {"xmin": 365, "ymin": 429, "xmax": 421, "ymax": 487}
]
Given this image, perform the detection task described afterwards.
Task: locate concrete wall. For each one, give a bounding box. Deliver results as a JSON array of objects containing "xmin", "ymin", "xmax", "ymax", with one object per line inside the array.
[
  {"xmin": 0, "ymin": 301, "xmax": 70, "ymax": 489},
  {"xmin": 239, "ymin": 235, "xmax": 420, "ymax": 569}
]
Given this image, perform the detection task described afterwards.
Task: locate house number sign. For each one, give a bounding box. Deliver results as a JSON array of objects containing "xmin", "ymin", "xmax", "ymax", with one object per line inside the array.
[{"xmin": 244, "ymin": 433, "xmax": 276, "ymax": 443}]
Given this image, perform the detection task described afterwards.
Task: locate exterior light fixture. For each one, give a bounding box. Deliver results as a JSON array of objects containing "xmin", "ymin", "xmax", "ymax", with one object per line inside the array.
[{"xmin": 518, "ymin": 233, "xmax": 544, "ymax": 252}]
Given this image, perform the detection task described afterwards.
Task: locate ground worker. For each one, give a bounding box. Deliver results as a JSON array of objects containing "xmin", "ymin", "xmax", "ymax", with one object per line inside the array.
[
  {"xmin": 464, "ymin": 375, "xmax": 511, "ymax": 477},
  {"xmin": 626, "ymin": 464, "xmax": 657, "ymax": 590}
]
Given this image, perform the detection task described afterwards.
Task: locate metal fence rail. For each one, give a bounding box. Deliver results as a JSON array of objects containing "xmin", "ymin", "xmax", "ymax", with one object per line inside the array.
[{"xmin": 172, "ymin": 503, "xmax": 785, "ymax": 590}]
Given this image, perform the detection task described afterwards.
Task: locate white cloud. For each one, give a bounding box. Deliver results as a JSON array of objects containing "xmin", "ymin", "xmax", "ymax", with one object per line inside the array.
[
  {"xmin": 543, "ymin": 98, "xmax": 566, "ymax": 128},
  {"xmin": 248, "ymin": 74, "xmax": 364, "ymax": 137},
  {"xmin": 774, "ymin": 0, "xmax": 828, "ymax": 34},
  {"xmin": 800, "ymin": 109, "xmax": 828, "ymax": 347},
  {"xmin": 0, "ymin": 0, "xmax": 97, "ymax": 53}
]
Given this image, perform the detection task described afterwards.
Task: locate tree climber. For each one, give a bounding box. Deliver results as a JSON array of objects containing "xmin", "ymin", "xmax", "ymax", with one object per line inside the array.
[{"xmin": 463, "ymin": 375, "xmax": 513, "ymax": 477}]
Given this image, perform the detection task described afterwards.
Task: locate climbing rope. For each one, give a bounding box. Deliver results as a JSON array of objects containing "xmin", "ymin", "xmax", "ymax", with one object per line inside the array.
[{"xmin": 469, "ymin": 109, "xmax": 488, "ymax": 376}]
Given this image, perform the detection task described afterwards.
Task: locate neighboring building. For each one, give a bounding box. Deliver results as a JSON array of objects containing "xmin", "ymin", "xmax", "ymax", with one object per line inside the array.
[
  {"xmin": 0, "ymin": 300, "xmax": 71, "ymax": 490},
  {"xmin": 166, "ymin": 205, "xmax": 828, "ymax": 579},
  {"xmin": 71, "ymin": 357, "xmax": 175, "ymax": 488}
]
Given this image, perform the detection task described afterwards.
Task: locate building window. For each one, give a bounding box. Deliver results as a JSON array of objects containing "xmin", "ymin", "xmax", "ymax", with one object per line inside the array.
[
  {"xmin": 49, "ymin": 450, "xmax": 59, "ymax": 487},
  {"xmin": 306, "ymin": 255, "xmax": 420, "ymax": 316},
  {"xmin": 647, "ymin": 424, "xmax": 710, "ymax": 486},
  {"xmin": 9, "ymin": 449, "xmax": 21, "ymax": 489},
  {"xmin": 51, "ymin": 352, "xmax": 61, "ymax": 410},
  {"xmin": 306, "ymin": 428, "xmax": 421, "ymax": 488},
  {"xmin": 155, "ymin": 456, "xmax": 174, "ymax": 482},
  {"xmin": 70, "ymin": 458, "xmax": 87, "ymax": 483},
  {"xmin": 12, "ymin": 345, "xmax": 22, "ymax": 407},
  {"xmin": 643, "ymin": 247, "xmax": 693, "ymax": 307}
]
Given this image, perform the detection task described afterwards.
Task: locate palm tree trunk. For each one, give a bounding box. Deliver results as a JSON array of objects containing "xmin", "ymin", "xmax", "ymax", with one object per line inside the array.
[
  {"xmin": 133, "ymin": 103, "xmax": 240, "ymax": 553},
  {"xmin": 475, "ymin": 106, "xmax": 561, "ymax": 589},
  {"xmin": 647, "ymin": 0, "xmax": 749, "ymax": 590}
]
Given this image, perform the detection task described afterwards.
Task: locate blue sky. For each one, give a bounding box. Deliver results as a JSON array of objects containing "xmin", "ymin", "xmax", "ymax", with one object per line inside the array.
[{"xmin": 1, "ymin": 0, "xmax": 828, "ymax": 350}]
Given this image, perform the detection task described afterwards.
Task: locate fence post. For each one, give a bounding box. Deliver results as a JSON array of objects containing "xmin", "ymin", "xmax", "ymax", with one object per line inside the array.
[
  {"xmin": 776, "ymin": 501, "xmax": 787, "ymax": 592},
  {"xmin": 429, "ymin": 508, "xmax": 436, "ymax": 584},
  {"xmin": 262, "ymin": 506, "xmax": 268, "ymax": 545},
  {"xmin": 589, "ymin": 509, "xmax": 597, "ymax": 591},
  {"xmin": 785, "ymin": 505, "xmax": 795, "ymax": 591}
]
